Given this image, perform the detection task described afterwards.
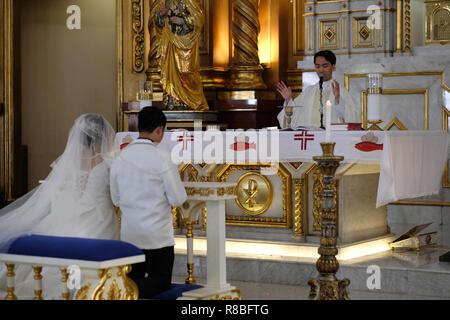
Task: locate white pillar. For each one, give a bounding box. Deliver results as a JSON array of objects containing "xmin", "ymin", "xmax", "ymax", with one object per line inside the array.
[{"xmin": 205, "ymin": 200, "xmax": 227, "ymax": 289}]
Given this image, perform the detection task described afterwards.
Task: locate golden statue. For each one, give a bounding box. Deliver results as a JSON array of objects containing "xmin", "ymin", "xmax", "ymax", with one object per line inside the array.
[{"xmin": 154, "ymin": 0, "xmax": 209, "ymax": 110}]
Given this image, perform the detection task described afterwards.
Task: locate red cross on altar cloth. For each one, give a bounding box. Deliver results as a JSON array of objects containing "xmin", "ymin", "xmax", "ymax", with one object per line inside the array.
[
  {"xmin": 177, "ymin": 131, "xmax": 194, "ymax": 150},
  {"xmin": 294, "ymin": 131, "xmax": 315, "ymax": 150}
]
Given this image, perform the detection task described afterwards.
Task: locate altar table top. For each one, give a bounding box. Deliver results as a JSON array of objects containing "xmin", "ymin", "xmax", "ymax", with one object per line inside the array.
[{"xmin": 116, "ymin": 130, "xmax": 449, "ymax": 208}]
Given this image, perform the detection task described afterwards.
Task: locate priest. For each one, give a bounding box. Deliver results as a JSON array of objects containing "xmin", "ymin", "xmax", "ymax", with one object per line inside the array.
[{"xmin": 277, "ymin": 50, "xmax": 359, "ymax": 129}]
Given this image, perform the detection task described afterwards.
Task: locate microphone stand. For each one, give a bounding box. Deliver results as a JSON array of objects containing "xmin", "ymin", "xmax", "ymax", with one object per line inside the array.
[{"xmin": 319, "ymin": 76, "xmax": 325, "ymax": 129}]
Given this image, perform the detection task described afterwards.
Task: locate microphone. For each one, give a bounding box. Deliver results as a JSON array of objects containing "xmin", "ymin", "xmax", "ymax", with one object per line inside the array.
[{"xmin": 318, "ymin": 73, "xmax": 325, "ymax": 129}]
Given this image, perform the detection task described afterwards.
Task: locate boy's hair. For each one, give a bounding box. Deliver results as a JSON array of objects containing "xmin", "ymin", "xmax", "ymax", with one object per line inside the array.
[
  {"xmin": 313, "ymin": 50, "xmax": 337, "ymax": 65},
  {"xmin": 138, "ymin": 106, "xmax": 167, "ymax": 133}
]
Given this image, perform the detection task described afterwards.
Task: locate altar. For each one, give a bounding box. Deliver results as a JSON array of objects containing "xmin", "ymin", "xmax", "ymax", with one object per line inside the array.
[{"xmin": 116, "ymin": 129, "xmax": 449, "ymax": 256}]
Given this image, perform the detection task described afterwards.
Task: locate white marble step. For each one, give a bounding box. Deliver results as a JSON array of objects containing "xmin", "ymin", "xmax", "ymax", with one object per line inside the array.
[{"xmin": 173, "ymin": 244, "xmax": 450, "ymax": 299}]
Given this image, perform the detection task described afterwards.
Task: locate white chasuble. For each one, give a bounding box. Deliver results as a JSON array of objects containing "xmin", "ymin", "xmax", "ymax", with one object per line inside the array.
[{"xmin": 277, "ymin": 80, "xmax": 359, "ymax": 129}]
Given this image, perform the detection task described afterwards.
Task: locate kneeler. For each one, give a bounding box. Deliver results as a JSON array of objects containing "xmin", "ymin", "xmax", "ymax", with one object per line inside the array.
[
  {"xmin": 149, "ymin": 283, "xmax": 203, "ymax": 300},
  {"xmin": 0, "ymin": 234, "xmax": 145, "ymax": 300}
]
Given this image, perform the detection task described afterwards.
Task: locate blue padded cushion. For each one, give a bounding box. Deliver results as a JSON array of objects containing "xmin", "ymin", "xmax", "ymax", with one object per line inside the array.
[
  {"xmin": 8, "ymin": 235, "xmax": 143, "ymax": 262},
  {"xmin": 150, "ymin": 283, "xmax": 203, "ymax": 300}
]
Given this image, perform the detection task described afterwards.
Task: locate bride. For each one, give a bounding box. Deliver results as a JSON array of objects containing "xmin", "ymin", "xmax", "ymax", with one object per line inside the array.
[{"xmin": 0, "ymin": 113, "xmax": 120, "ymax": 299}]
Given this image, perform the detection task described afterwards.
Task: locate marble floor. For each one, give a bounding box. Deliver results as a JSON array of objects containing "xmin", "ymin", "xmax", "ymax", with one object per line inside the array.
[
  {"xmin": 173, "ymin": 245, "xmax": 450, "ymax": 300},
  {"xmin": 172, "ymin": 277, "xmax": 450, "ymax": 300}
]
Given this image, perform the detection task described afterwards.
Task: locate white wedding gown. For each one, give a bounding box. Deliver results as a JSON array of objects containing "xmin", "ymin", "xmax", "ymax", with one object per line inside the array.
[{"xmin": 0, "ymin": 161, "xmax": 119, "ymax": 300}]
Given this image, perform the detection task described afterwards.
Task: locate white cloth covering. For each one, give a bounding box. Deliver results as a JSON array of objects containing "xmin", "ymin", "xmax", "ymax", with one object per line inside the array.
[
  {"xmin": 110, "ymin": 138, "xmax": 187, "ymax": 250},
  {"xmin": 376, "ymin": 130, "xmax": 450, "ymax": 207}
]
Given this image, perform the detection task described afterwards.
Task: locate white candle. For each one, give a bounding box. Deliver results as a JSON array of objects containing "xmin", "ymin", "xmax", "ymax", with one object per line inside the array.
[
  {"xmin": 325, "ymin": 100, "xmax": 332, "ymax": 142},
  {"xmin": 367, "ymin": 94, "xmax": 381, "ymax": 121}
]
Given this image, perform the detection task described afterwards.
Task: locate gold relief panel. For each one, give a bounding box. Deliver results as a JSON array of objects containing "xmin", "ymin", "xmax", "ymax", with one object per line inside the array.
[
  {"xmin": 425, "ymin": 1, "xmax": 450, "ymax": 45},
  {"xmin": 360, "ymin": 88, "xmax": 428, "ymax": 130},
  {"xmin": 235, "ymin": 172, "xmax": 273, "ymax": 216},
  {"xmin": 216, "ymin": 164, "xmax": 292, "ymax": 228},
  {"xmin": 319, "ymin": 19, "xmax": 339, "ymax": 50},
  {"xmin": 353, "ymin": 17, "xmax": 374, "ymax": 48},
  {"xmin": 344, "ymin": 72, "xmax": 438, "ymax": 131}
]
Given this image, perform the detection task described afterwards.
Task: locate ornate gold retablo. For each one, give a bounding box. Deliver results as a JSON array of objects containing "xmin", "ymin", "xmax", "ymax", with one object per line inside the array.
[{"xmin": 235, "ymin": 172, "xmax": 273, "ymax": 216}]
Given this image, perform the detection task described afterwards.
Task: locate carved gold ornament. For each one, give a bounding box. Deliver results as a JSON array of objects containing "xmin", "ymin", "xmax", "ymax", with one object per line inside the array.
[
  {"xmin": 216, "ymin": 163, "xmax": 292, "ymax": 228},
  {"xmin": 324, "ymin": 27, "xmax": 336, "ymax": 41},
  {"xmin": 235, "ymin": 172, "xmax": 273, "ymax": 216},
  {"xmin": 359, "ymin": 25, "xmax": 370, "ymax": 40},
  {"xmin": 75, "ymin": 283, "xmax": 91, "ymax": 300},
  {"xmin": 132, "ymin": 0, "xmax": 145, "ymax": 73}
]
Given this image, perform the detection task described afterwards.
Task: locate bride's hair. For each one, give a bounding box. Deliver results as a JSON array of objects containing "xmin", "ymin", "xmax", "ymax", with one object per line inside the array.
[{"xmin": 78, "ymin": 114, "xmax": 106, "ymax": 148}]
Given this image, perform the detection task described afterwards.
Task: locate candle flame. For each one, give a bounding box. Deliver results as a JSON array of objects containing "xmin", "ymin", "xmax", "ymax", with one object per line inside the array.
[{"xmin": 326, "ymin": 100, "xmax": 332, "ymax": 107}]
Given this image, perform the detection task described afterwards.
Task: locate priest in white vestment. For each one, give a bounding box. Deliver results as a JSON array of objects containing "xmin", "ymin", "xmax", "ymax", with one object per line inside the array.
[{"xmin": 277, "ymin": 50, "xmax": 359, "ymax": 128}]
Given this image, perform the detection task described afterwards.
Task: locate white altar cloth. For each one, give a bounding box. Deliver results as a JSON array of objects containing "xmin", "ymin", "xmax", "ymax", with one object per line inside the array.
[{"xmin": 116, "ymin": 130, "xmax": 449, "ymax": 208}]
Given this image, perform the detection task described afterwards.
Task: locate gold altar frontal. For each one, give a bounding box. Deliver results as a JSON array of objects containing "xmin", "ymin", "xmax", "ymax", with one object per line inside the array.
[{"xmin": 174, "ymin": 162, "xmax": 393, "ymax": 261}]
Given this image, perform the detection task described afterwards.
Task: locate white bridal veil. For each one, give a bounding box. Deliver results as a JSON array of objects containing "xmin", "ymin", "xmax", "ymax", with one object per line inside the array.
[{"xmin": 0, "ymin": 113, "xmax": 118, "ymax": 252}]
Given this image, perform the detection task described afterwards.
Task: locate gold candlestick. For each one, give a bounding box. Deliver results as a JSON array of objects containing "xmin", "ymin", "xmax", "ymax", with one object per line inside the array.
[{"xmin": 308, "ymin": 142, "xmax": 350, "ymax": 300}]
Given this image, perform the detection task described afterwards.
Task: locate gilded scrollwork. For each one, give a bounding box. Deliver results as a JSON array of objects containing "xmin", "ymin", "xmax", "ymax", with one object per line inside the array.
[
  {"xmin": 120, "ymin": 265, "xmax": 139, "ymax": 300},
  {"xmin": 91, "ymin": 268, "xmax": 111, "ymax": 300},
  {"xmin": 75, "ymin": 283, "xmax": 91, "ymax": 300},
  {"xmin": 185, "ymin": 187, "xmax": 215, "ymax": 197},
  {"xmin": 293, "ymin": 178, "xmax": 304, "ymax": 237},
  {"xmin": 313, "ymin": 168, "xmax": 339, "ymax": 232},
  {"xmin": 106, "ymin": 279, "xmax": 122, "ymax": 300},
  {"xmin": 132, "ymin": 0, "xmax": 145, "ymax": 73},
  {"xmin": 312, "ymin": 167, "xmax": 323, "ymax": 232},
  {"xmin": 198, "ymin": 289, "xmax": 242, "ymax": 300}
]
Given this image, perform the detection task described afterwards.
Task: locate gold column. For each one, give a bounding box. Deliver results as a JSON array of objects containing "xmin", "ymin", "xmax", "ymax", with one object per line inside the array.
[
  {"xmin": 145, "ymin": 0, "xmax": 162, "ymax": 98},
  {"xmin": 308, "ymin": 143, "xmax": 350, "ymax": 300},
  {"xmin": 396, "ymin": 0, "xmax": 403, "ymax": 52},
  {"xmin": 404, "ymin": 0, "xmax": 411, "ymax": 52},
  {"xmin": 228, "ymin": 0, "xmax": 267, "ymax": 90},
  {"xmin": 293, "ymin": 178, "xmax": 305, "ymax": 237}
]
